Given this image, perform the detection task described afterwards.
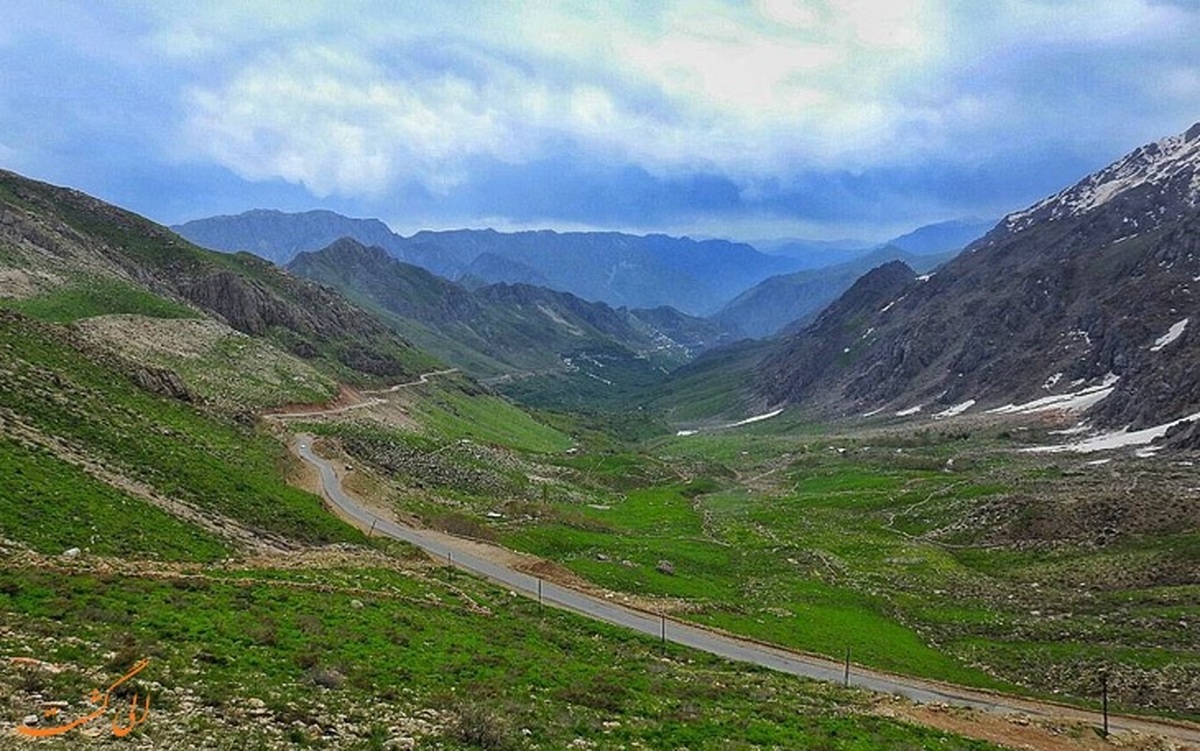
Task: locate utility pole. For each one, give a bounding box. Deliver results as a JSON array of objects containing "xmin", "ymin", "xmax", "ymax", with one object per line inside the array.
[{"xmin": 1101, "ymin": 670, "xmax": 1109, "ymax": 737}]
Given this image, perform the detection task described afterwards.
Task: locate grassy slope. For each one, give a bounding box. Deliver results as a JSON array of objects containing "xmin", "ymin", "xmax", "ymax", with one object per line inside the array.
[
  {"xmin": 336, "ymin": 398, "xmax": 1196, "ymax": 718},
  {"xmin": 0, "ymin": 277, "xmax": 199, "ymax": 322},
  {"xmin": 0, "ymin": 314, "xmax": 1006, "ymax": 746},
  {"xmin": 0, "ymin": 563, "xmax": 1006, "ymax": 750},
  {"xmin": 0, "ymin": 437, "xmax": 230, "ymax": 561},
  {"xmin": 0, "ymin": 313, "xmax": 359, "ymax": 547},
  {"xmin": 0, "ymin": 170, "xmax": 440, "ymax": 388}
]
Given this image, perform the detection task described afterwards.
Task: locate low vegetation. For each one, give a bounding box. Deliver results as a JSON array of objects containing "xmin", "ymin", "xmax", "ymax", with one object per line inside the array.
[
  {"xmin": 0, "ymin": 312, "xmax": 359, "ymax": 546},
  {"xmin": 328, "ymin": 400, "xmax": 1199, "ymax": 720},
  {"xmin": 0, "ymin": 276, "xmax": 199, "ymax": 323},
  {"xmin": 0, "ymin": 558, "xmax": 1008, "ymax": 749}
]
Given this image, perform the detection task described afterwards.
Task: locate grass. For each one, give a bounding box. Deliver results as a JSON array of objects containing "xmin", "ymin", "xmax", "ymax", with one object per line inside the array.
[
  {"xmin": 0, "ymin": 563, "xmax": 1008, "ymax": 749},
  {"xmin": 0, "ymin": 313, "xmax": 360, "ymax": 548},
  {"xmin": 0, "ymin": 277, "xmax": 199, "ymax": 322},
  {"xmin": 333, "ymin": 415, "xmax": 1192, "ymax": 717},
  {"xmin": 0, "ymin": 437, "xmax": 230, "ymax": 561},
  {"xmin": 404, "ymin": 378, "xmax": 573, "ymax": 453}
]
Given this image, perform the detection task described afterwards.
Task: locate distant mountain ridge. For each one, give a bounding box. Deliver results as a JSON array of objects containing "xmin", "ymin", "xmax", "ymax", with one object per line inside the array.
[
  {"xmin": 753, "ymin": 122, "xmax": 1200, "ymax": 439},
  {"xmin": 288, "ymin": 238, "xmax": 733, "ymax": 403},
  {"xmin": 175, "ymin": 217, "xmax": 807, "ymax": 316},
  {"xmin": 712, "ymin": 245, "xmax": 955, "ymax": 339},
  {"xmin": 887, "ymin": 218, "xmax": 996, "ymax": 255},
  {"xmin": 175, "ymin": 210, "xmax": 995, "ymax": 321},
  {"xmin": 174, "ymin": 209, "xmax": 396, "ymax": 266}
]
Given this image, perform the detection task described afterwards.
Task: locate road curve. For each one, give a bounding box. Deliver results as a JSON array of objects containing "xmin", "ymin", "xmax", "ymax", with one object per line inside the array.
[
  {"xmin": 267, "ymin": 370, "xmax": 459, "ymax": 420},
  {"xmin": 294, "ymin": 434, "xmax": 1200, "ymax": 746}
]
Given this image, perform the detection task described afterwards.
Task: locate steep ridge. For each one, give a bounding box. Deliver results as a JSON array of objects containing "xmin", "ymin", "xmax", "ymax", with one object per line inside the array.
[
  {"xmin": 756, "ymin": 123, "xmax": 1200, "ymax": 434},
  {"xmin": 0, "ymin": 170, "xmax": 433, "ymax": 384}
]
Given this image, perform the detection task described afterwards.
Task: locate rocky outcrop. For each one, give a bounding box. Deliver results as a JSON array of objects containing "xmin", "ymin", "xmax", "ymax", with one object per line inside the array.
[{"xmin": 132, "ymin": 366, "xmax": 193, "ymax": 402}]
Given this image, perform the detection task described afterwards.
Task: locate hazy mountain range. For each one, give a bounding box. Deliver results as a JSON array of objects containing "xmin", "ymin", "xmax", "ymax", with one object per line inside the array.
[{"xmin": 174, "ymin": 214, "xmax": 989, "ymax": 325}]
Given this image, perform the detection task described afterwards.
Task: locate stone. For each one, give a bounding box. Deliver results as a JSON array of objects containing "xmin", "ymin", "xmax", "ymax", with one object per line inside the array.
[
  {"xmin": 656, "ymin": 559, "xmax": 676, "ymax": 575},
  {"xmin": 61, "ymin": 547, "xmax": 81, "ymax": 558}
]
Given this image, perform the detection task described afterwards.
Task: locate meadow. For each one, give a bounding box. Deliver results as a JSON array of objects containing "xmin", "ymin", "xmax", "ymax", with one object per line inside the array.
[{"xmin": 333, "ymin": 402, "xmax": 1199, "ymax": 721}]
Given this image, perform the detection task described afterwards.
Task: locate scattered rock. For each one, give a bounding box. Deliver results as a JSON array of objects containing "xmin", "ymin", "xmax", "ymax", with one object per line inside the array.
[
  {"xmin": 61, "ymin": 547, "xmax": 80, "ymax": 558},
  {"xmin": 132, "ymin": 365, "xmax": 194, "ymax": 402},
  {"xmin": 656, "ymin": 559, "xmax": 676, "ymax": 576}
]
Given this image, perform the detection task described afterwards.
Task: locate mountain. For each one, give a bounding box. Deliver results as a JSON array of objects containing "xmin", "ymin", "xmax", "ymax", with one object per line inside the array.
[
  {"xmin": 751, "ymin": 217, "xmax": 989, "ymax": 271},
  {"xmin": 754, "ymin": 122, "xmax": 1200, "ymax": 435},
  {"xmin": 172, "ymin": 208, "xmax": 396, "ymax": 266},
  {"xmin": 394, "ymin": 229, "xmax": 804, "ymax": 316},
  {"xmin": 712, "ymin": 246, "xmax": 953, "ymax": 339},
  {"xmin": 288, "ymin": 238, "xmax": 733, "ymax": 406},
  {"xmin": 176, "ymin": 213, "xmax": 806, "ymax": 316},
  {"xmin": 0, "ymin": 170, "xmax": 435, "ymax": 392},
  {"xmin": 887, "ymin": 218, "xmax": 995, "ymax": 255}
]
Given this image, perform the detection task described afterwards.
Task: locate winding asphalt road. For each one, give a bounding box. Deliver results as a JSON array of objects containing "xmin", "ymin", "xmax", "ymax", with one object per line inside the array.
[{"xmin": 294, "ymin": 434, "xmax": 1200, "ymax": 746}]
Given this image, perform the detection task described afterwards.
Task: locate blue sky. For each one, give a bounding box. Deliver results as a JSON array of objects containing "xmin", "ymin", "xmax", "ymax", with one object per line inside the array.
[{"xmin": 1, "ymin": 1, "xmax": 1197, "ymax": 242}]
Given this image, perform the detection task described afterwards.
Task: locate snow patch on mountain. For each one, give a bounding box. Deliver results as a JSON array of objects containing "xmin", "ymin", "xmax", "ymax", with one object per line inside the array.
[
  {"xmin": 729, "ymin": 409, "xmax": 784, "ymax": 427},
  {"xmin": 989, "ymin": 374, "xmax": 1119, "ymax": 415},
  {"xmin": 1150, "ymin": 318, "xmax": 1189, "ymax": 352},
  {"xmin": 1005, "ymin": 123, "xmax": 1200, "ymax": 233},
  {"xmin": 1025, "ymin": 409, "xmax": 1200, "ymax": 454},
  {"xmin": 934, "ymin": 400, "xmax": 975, "ymax": 419}
]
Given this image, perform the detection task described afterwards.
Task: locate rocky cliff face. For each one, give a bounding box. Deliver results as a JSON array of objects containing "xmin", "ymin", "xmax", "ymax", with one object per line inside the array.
[{"xmin": 757, "ymin": 123, "xmax": 1200, "ymax": 431}]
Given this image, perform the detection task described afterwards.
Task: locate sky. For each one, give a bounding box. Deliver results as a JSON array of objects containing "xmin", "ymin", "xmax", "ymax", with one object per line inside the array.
[{"xmin": 1, "ymin": 1, "xmax": 1197, "ymax": 243}]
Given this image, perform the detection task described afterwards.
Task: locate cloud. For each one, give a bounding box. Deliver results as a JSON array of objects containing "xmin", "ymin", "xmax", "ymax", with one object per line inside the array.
[
  {"xmin": 176, "ymin": 0, "xmax": 945, "ymax": 198},
  {"xmin": 182, "ymin": 45, "xmax": 514, "ymax": 196},
  {"xmin": 175, "ymin": 0, "xmax": 1199, "ymax": 204},
  {"xmin": 7, "ymin": 0, "xmax": 1200, "ymax": 236}
]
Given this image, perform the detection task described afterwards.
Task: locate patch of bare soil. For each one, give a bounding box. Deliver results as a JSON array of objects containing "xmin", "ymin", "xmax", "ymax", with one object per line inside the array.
[
  {"xmin": 73, "ymin": 314, "xmax": 228, "ymax": 359},
  {"xmin": 0, "ymin": 266, "xmax": 60, "ymax": 299},
  {"xmin": 875, "ymin": 698, "xmax": 1198, "ymax": 751},
  {"xmin": 263, "ymin": 384, "xmax": 367, "ymax": 417}
]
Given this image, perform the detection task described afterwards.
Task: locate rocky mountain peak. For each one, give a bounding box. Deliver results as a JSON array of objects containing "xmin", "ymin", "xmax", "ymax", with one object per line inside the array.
[{"xmin": 1003, "ymin": 123, "xmax": 1200, "ymax": 236}]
